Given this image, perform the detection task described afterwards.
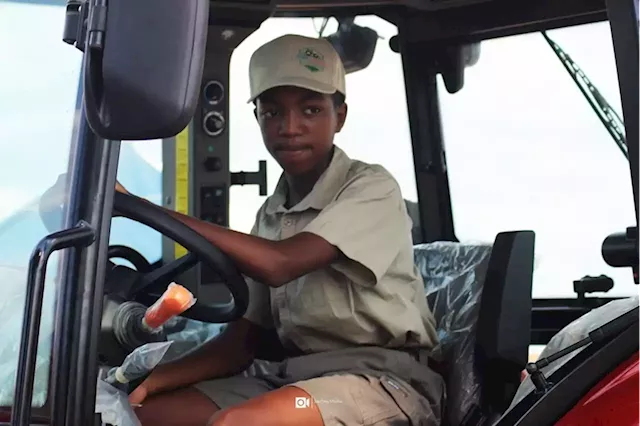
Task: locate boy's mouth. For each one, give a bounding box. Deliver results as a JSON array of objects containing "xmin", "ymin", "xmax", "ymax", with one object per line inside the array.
[
  {"xmin": 276, "ymin": 147, "xmax": 310, "ymax": 160},
  {"xmin": 274, "ymin": 142, "xmax": 310, "ymax": 151}
]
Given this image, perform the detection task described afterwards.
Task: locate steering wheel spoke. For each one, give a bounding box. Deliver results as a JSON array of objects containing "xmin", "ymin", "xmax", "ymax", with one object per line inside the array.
[
  {"xmin": 112, "ymin": 191, "xmax": 248, "ymax": 323},
  {"xmin": 131, "ymin": 252, "xmax": 199, "ymax": 295}
]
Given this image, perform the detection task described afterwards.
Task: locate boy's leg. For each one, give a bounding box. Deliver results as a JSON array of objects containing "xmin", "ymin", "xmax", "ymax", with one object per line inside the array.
[
  {"xmin": 207, "ymin": 373, "xmax": 441, "ymax": 426},
  {"xmin": 207, "ymin": 385, "xmax": 324, "ymax": 426},
  {"xmin": 135, "ymin": 373, "xmax": 276, "ymax": 426},
  {"xmin": 135, "ymin": 387, "xmax": 219, "ymax": 426}
]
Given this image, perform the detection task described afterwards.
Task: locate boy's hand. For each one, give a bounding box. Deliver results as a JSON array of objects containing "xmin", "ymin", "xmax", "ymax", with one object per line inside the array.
[{"xmin": 129, "ymin": 382, "xmax": 149, "ymax": 406}]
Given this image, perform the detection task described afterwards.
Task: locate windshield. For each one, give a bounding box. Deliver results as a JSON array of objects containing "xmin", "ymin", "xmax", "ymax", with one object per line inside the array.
[
  {"xmin": 439, "ymin": 21, "xmax": 636, "ymax": 299},
  {"xmin": 111, "ymin": 19, "xmax": 638, "ymax": 302},
  {"xmin": 0, "ymin": 2, "xmax": 81, "ymax": 405}
]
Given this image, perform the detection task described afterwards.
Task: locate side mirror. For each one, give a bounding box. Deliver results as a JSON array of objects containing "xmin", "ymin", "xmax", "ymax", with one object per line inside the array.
[
  {"xmin": 388, "ymin": 35, "xmax": 480, "ymax": 94},
  {"xmin": 81, "ymin": 0, "xmax": 209, "ymax": 140},
  {"xmin": 324, "ymin": 20, "xmax": 378, "ymax": 74}
]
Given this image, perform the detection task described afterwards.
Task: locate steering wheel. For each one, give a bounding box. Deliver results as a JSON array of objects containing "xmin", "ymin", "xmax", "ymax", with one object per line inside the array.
[
  {"xmin": 108, "ymin": 245, "xmax": 153, "ymax": 273},
  {"xmin": 112, "ymin": 191, "xmax": 249, "ymax": 323}
]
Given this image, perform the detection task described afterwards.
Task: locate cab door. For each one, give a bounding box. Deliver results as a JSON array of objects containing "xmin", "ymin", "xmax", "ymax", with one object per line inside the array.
[{"xmin": 0, "ymin": 2, "xmax": 119, "ymax": 424}]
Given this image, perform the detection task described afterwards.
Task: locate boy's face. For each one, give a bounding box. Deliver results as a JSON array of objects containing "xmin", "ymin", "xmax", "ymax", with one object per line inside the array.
[{"xmin": 255, "ymin": 86, "xmax": 347, "ymax": 176}]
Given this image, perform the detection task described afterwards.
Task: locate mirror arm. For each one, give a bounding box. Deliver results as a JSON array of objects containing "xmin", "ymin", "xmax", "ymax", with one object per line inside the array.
[{"xmin": 86, "ymin": 0, "xmax": 108, "ymax": 50}]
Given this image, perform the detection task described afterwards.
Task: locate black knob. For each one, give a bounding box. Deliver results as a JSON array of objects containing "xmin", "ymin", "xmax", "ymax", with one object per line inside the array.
[
  {"xmin": 203, "ymin": 111, "xmax": 225, "ymax": 137},
  {"xmin": 203, "ymin": 157, "xmax": 222, "ymax": 172},
  {"xmin": 203, "ymin": 80, "xmax": 224, "ymax": 105}
]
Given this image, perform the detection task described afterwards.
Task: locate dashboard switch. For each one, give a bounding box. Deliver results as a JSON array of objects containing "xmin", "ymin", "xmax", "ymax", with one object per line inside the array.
[{"xmin": 203, "ymin": 157, "xmax": 222, "ymax": 172}]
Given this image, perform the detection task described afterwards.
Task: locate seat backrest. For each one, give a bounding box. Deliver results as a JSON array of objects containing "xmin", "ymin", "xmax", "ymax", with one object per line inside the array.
[
  {"xmin": 475, "ymin": 231, "xmax": 535, "ymax": 417},
  {"xmin": 414, "ymin": 240, "xmax": 492, "ymax": 426},
  {"xmin": 413, "ymin": 230, "xmax": 535, "ymax": 426},
  {"xmin": 404, "ymin": 199, "xmax": 422, "ymax": 244}
]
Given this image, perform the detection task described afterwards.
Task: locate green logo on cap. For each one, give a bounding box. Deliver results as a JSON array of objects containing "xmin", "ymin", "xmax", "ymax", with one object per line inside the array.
[{"xmin": 297, "ymin": 48, "xmax": 326, "ymax": 72}]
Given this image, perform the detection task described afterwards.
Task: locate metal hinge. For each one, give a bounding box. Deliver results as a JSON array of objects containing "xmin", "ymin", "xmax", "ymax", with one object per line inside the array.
[{"xmin": 62, "ymin": 0, "xmax": 108, "ymax": 52}]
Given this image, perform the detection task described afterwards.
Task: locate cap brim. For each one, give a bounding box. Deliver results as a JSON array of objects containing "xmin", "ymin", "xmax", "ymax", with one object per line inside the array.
[{"xmin": 247, "ymin": 76, "xmax": 340, "ymax": 103}]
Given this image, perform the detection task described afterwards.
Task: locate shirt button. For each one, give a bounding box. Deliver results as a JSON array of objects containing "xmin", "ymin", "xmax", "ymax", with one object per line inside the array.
[{"xmin": 283, "ymin": 218, "xmax": 293, "ymax": 227}]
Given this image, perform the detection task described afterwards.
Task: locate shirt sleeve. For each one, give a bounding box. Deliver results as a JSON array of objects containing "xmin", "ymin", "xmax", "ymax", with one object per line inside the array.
[
  {"xmin": 242, "ymin": 206, "xmax": 274, "ymax": 328},
  {"xmin": 302, "ymin": 167, "xmax": 412, "ymax": 287}
]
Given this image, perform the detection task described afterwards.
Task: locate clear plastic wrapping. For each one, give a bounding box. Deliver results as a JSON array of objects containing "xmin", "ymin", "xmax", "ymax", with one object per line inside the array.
[
  {"xmin": 163, "ymin": 318, "xmax": 226, "ymax": 362},
  {"xmin": 510, "ymin": 295, "xmax": 640, "ymax": 409},
  {"xmin": 96, "ymin": 342, "xmax": 175, "ymax": 425},
  {"xmin": 104, "ymin": 341, "xmax": 173, "ymax": 387},
  {"xmin": 413, "ymin": 241, "xmax": 493, "ymax": 426},
  {"xmin": 95, "ymin": 379, "xmax": 141, "ymax": 426}
]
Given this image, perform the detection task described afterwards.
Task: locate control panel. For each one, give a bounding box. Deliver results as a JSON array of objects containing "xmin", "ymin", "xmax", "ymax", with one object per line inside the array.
[{"xmin": 161, "ymin": 25, "xmax": 268, "ymax": 304}]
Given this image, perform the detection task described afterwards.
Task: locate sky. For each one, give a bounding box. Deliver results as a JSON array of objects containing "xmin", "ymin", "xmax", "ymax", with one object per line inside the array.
[{"xmin": 0, "ymin": 3, "xmax": 637, "ymax": 300}]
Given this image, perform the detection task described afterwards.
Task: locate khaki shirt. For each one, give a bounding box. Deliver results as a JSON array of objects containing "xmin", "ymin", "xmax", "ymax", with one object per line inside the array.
[{"xmin": 244, "ymin": 146, "xmax": 438, "ymax": 354}]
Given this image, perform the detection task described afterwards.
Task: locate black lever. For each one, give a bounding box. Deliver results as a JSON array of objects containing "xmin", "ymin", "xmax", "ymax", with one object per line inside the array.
[
  {"xmin": 573, "ymin": 275, "xmax": 614, "ymax": 302},
  {"xmin": 231, "ymin": 160, "xmax": 268, "ymax": 195}
]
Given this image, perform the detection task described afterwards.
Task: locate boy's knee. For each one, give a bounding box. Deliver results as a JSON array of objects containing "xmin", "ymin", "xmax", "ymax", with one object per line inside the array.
[
  {"xmin": 135, "ymin": 388, "xmax": 219, "ymax": 426},
  {"xmin": 134, "ymin": 397, "xmax": 165, "ymax": 426}
]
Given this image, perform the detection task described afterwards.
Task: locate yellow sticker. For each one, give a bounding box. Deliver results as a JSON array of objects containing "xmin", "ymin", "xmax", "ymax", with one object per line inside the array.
[{"xmin": 174, "ymin": 126, "xmax": 189, "ymax": 259}]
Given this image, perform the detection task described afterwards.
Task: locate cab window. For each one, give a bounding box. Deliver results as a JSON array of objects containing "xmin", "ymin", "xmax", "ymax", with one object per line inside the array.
[
  {"xmin": 440, "ymin": 21, "xmax": 636, "ymax": 299},
  {"xmin": 110, "ymin": 141, "xmax": 164, "ymax": 265},
  {"xmin": 0, "ymin": 1, "xmax": 81, "ymax": 405}
]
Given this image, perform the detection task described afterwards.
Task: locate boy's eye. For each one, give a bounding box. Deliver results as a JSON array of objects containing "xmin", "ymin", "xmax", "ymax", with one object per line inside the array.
[
  {"xmin": 261, "ymin": 110, "xmax": 278, "ymax": 118},
  {"xmin": 303, "ymin": 106, "xmax": 322, "ymax": 115}
]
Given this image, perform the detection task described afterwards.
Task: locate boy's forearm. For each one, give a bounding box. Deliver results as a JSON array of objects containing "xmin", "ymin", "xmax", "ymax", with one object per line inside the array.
[
  {"xmin": 122, "ymin": 191, "xmax": 338, "ymax": 287},
  {"xmin": 163, "ymin": 208, "xmax": 290, "ymax": 286},
  {"xmin": 144, "ymin": 319, "xmax": 258, "ymax": 395},
  {"xmin": 162, "ymin": 208, "xmax": 340, "ymax": 287},
  {"xmin": 123, "ymin": 193, "xmax": 286, "ymax": 285}
]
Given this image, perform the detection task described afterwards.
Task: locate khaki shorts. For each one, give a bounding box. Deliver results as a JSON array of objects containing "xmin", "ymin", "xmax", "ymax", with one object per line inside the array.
[{"xmin": 194, "ymin": 357, "xmax": 443, "ymax": 426}]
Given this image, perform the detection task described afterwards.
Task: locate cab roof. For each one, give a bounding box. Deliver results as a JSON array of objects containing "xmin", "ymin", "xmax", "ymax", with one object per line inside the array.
[{"xmin": 207, "ymin": 0, "xmax": 608, "ymax": 41}]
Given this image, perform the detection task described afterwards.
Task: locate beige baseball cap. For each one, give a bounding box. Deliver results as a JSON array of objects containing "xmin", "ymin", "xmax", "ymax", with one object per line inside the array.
[{"xmin": 248, "ymin": 34, "xmax": 346, "ymax": 103}]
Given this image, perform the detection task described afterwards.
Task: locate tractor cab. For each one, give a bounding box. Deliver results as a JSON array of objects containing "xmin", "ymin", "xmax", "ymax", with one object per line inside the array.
[{"xmin": 0, "ymin": 0, "xmax": 638, "ymax": 425}]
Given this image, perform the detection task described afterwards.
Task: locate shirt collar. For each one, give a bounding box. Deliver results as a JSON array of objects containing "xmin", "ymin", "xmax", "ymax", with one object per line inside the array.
[{"xmin": 265, "ymin": 145, "xmax": 352, "ymax": 215}]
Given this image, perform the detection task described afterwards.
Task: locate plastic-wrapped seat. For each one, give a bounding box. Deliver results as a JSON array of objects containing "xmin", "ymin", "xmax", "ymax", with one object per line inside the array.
[
  {"xmin": 414, "ymin": 231, "xmax": 535, "ymax": 426},
  {"xmin": 509, "ymin": 295, "xmax": 640, "ymax": 409}
]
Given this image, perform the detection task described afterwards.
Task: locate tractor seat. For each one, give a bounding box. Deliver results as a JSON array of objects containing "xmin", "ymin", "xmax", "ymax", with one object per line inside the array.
[{"xmin": 414, "ymin": 231, "xmax": 535, "ymax": 426}]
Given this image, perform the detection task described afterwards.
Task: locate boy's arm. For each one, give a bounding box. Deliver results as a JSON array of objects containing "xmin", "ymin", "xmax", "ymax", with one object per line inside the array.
[
  {"xmin": 130, "ymin": 213, "xmax": 277, "ymax": 403},
  {"xmin": 300, "ymin": 168, "xmax": 409, "ymax": 287},
  {"xmin": 132, "ymin": 318, "xmax": 260, "ymax": 401},
  {"xmin": 162, "ymin": 210, "xmax": 339, "ymax": 287},
  {"xmin": 115, "ymin": 183, "xmax": 338, "ymax": 287}
]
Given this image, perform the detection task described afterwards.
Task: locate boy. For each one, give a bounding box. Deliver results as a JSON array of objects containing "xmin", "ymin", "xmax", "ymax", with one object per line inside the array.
[{"xmin": 116, "ymin": 34, "xmax": 444, "ymax": 426}]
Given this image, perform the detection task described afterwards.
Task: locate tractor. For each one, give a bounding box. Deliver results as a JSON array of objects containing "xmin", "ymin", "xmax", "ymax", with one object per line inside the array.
[{"xmin": 0, "ymin": 0, "xmax": 637, "ymax": 424}]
